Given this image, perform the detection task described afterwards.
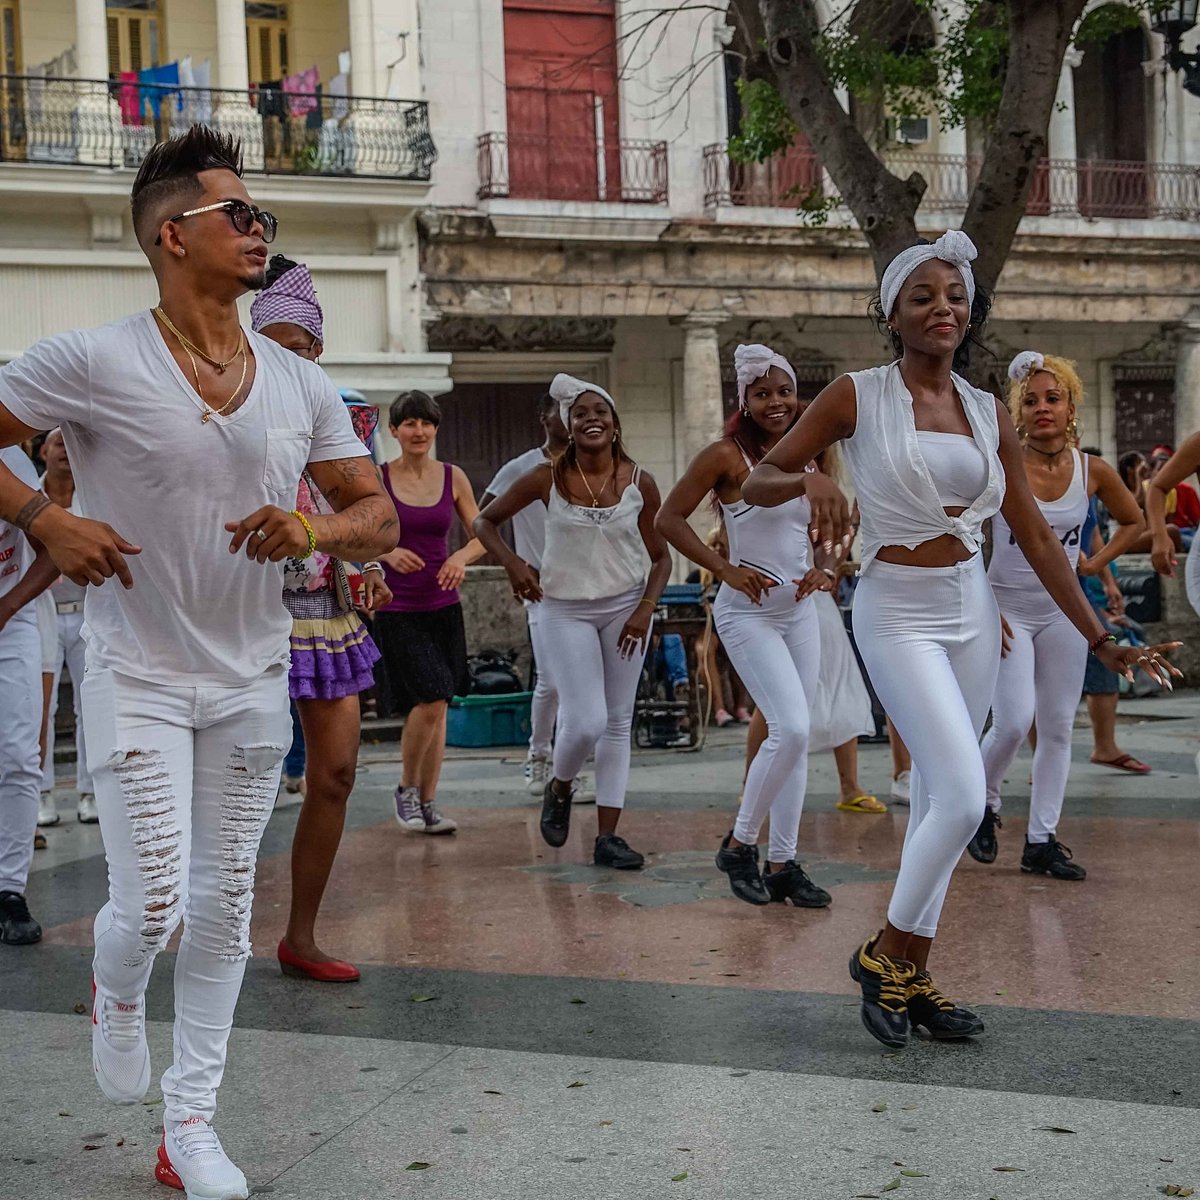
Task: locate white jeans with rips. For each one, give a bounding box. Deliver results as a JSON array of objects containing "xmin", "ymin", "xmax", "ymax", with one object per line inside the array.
[{"xmin": 81, "ymin": 661, "xmax": 290, "ymax": 1125}]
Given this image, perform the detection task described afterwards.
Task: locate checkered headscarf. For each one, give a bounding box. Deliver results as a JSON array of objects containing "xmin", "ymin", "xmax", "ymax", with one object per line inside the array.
[{"xmin": 251, "ymin": 257, "xmax": 324, "ymax": 343}]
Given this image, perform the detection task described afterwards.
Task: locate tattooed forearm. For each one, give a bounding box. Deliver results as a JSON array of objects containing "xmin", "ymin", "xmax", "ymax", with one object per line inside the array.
[
  {"xmin": 310, "ymin": 497, "xmax": 398, "ymax": 559},
  {"xmin": 15, "ymin": 493, "xmax": 52, "ymax": 533}
]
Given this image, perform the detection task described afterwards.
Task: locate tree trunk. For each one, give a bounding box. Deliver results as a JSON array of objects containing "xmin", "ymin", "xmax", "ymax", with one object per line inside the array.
[
  {"xmin": 962, "ymin": 0, "xmax": 1088, "ymax": 291},
  {"xmin": 738, "ymin": 0, "xmax": 924, "ymax": 281}
]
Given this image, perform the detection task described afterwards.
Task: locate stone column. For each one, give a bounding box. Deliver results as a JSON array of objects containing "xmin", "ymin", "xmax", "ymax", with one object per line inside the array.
[
  {"xmin": 73, "ymin": 0, "xmax": 119, "ymax": 166},
  {"xmin": 1047, "ymin": 49, "xmax": 1083, "ymax": 213},
  {"xmin": 677, "ymin": 312, "xmax": 727, "ymax": 471},
  {"xmin": 347, "ymin": 0, "xmax": 396, "ymax": 175},
  {"xmin": 214, "ymin": 0, "xmax": 263, "ymax": 169},
  {"xmin": 1175, "ymin": 309, "xmax": 1200, "ymax": 439}
]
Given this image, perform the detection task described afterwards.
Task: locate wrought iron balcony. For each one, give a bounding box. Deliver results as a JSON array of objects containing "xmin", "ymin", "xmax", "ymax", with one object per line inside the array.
[
  {"xmin": 478, "ymin": 131, "xmax": 668, "ymax": 204},
  {"xmin": 702, "ymin": 144, "xmax": 1200, "ymax": 222},
  {"xmin": 0, "ymin": 75, "xmax": 436, "ymax": 181}
]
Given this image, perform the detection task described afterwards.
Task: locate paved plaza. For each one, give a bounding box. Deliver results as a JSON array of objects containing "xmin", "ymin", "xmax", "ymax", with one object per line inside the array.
[{"xmin": 3, "ymin": 695, "xmax": 1198, "ymax": 1200}]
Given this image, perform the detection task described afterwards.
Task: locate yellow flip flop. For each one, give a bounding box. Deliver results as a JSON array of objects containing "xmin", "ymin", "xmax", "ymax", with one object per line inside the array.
[{"xmin": 837, "ymin": 794, "xmax": 887, "ymax": 814}]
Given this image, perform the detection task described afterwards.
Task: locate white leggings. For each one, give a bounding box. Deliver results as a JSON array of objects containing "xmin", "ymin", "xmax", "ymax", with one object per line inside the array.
[
  {"xmin": 81, "ymin": 662, "xmax": 290, "ymax": 1125},
  {"xmin": 43, "ymin": 609, "xmax": 93, "ymax": 795},
  {"xmin": 0, "ymin": 612, "xmax": 41, "ymax": 895},
  {"xmin": 716, "ymin": 590, "xmax": 820, "ymax": 863},
  {"xmin": 538, "ymin": 586, "xmax": 648, "ymax": 809},
  {"xmin": 526, "ymin": 605, "xmax": 558, "ymax": 759},
  {"xmin": 980, "ymin": 603, "xmax": 1087, "ymax": 843},
  {"xmin": 854, "ymin": 556, "xmax": 999, "ymax": 938}
]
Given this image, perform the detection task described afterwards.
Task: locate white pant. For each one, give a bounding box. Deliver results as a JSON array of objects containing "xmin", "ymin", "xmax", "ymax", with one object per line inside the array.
[
  {"xmin": 538, "ymin": 586, "xmax": 648, "ymax": 809},
  {"xmin": 0, "ymin": 611, "xmax": 41, "ymax": 895},
  {"xmin": 980, "ymin": 604, "xmax": 1087, "ymax": 843},
  {"xmin": 854, "ymin": 556, "xmax": 999, "ymax": 938},
  {"xmin": 42, "ymin": 609, "xmax": 92, "ymax": 795},
  {"xmin": 715, "ymin": 589, "xmax": 820, "ymax": 863},
  {"xmin": 82, "ymin": 662, "xmax": 290, "ymax": 1125},
  {"xmin": 526, "ymin": 605, "xmax": 558, "ymax": 759}
]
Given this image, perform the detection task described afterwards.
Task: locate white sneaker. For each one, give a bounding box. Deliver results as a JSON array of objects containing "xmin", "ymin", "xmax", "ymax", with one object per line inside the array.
[
  {"xmin": 37, "ymin": 791, "xmax": 60, "ymax": 827},
  {"xmin": 574, "ymin": 771, "xmax": 596, "ymax": 805},
  {"xmin": 394, "ymin": 786, "xmax": 425, "ymax": 832},
  {"xmin": 91, "ymin": 976, "xmax": 150, "ymax": 1105},
  {"xmin": 890, "ymin": 770, "xmax": 911, "ymax": 806},
  {"xmin": 156, "ymin": 1118, "xmax": 248, "ymax": 1200},
  {"xmin": 420, "ymin": 801, "xmax": 458, "ymax": 835},
  {"xmin": 525, "ymin": 753, "xmax": 551, "ymax": 795},
  {"xmin": 77, "ymin": 793, "xmax": 98, "ymax": 824}
]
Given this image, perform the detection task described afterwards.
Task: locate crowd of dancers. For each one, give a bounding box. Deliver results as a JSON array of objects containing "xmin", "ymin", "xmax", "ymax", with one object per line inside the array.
[{"xmin": 0, "ymin": 126, "xmax": 1187, "ymax": 1200}]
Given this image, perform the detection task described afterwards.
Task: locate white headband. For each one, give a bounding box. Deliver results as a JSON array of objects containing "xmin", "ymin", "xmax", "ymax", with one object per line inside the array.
[
  {"xmin": 1008, "ymin": 351, "xmax": 1046, "ymax": 382},
  {"xmin": 734, "ymin": 343, "xmax": 797, "ymax": 409},
  {"xmin": 549, "ymin": 373, "xmax": 616, "ymax": 430},
  {"xmin": 880, "ymin": 229, "xmax": 978, "ymax": 321}
]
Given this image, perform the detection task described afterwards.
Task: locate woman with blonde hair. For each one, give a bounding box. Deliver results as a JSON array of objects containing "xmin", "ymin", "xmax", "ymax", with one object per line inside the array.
[{"xmin": 969, "ymin": 352, "xmax": 1147, "ymax": 879}]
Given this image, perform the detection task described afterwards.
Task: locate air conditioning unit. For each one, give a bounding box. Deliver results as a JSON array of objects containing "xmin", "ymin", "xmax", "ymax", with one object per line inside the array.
[{"xmin": 891, "ymin": 116, "xmax": 930, "ymax": 145}]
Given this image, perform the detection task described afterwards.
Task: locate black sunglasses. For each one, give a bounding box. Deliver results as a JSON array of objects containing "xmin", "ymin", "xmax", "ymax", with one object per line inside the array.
[{"xmin": 155, "ymin": 199, "xmax": 278, "ymax": 246}]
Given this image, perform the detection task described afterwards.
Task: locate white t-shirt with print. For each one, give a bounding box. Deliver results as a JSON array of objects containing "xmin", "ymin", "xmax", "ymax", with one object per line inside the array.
[
  {"xmin": 0, "ymin": 445, "xmax": 38, "ymax": 606},
  {"xmin": 0, "ymin": 312, "xmax": 370, "ymax": 686},
  {"xmin": 486, "ymin": 446, "xmax": 551, "ymax": 569}
]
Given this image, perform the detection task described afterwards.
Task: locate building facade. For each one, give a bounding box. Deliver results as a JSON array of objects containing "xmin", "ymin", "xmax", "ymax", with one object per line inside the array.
[
  {"xmin": 418, "ymin": 0, "xmax": 1200, "ymax": 502},
  {"xmin": 0, "ymin": 0, "xmax": 451, "ymax": 409}
]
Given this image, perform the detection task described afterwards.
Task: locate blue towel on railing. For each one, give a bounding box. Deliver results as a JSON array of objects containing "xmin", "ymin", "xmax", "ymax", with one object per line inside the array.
[{"xmin": 138, "ymin": 62, "xmax": 182, "ymax": 120}]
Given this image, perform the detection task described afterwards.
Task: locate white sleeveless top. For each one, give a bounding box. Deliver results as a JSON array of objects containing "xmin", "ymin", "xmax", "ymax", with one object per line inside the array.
[
  {"xmin": 716, "ymin": 443, "xmax": 812, "ymax": 611},
  {"xmin": 540, "ymin": 468, "xmax": 648, "ymax": 601},
  {"xmin": 914, "ymin": 433, "xmax": 988, "ymax": 509},
  {"xmin": 842, "ymin": 363, "xmax": 1005, "ymax": 572},
  {"xmin": 989, "ymin": 450, "xmax": 1089, "ymax": 620}
]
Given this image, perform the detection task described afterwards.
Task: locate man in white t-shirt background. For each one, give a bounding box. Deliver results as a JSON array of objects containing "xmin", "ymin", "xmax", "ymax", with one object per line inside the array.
[
  {"xmin": 481, "ymin": 394, "xmax": 599, "ymax": 798},
  {"xmin": 0, "ymin": 126, "xmax": 398, "ymax": 1200},
  {"xmin": 0, "ymin": 444, "xmax": 60, "ymax": 947}
]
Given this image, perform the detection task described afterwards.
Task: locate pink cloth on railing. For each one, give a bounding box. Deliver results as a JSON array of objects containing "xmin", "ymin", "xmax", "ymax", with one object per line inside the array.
[
  {"xmin": 283, "ymin": 66, "xmax": 320, "ymax": 117},
  {"xmin": 117, "ymin": 72, "xmax": 140, "ymax": 125}
]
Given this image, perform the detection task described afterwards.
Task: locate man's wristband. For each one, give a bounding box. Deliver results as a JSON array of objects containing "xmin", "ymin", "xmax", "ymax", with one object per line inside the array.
[
  {"xmin": 14, "ymin": 493, "xmax": 52, "ymax": 534},
  {"xmin": 292, "ymin": 510, "xmax": 317, "ymax": 559},
  {"xmin": 363, "ymin": 562, "xmax": 384, "ymax": 574},
  {"xmin": 1089, "ymin": 632, "xmax": 1116, "ymax": 654}
]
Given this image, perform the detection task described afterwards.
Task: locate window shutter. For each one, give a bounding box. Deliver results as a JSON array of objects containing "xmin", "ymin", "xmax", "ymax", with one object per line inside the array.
[{"xmin": 107, "ymin": 16, "xmax": 121, "ymax": 76}]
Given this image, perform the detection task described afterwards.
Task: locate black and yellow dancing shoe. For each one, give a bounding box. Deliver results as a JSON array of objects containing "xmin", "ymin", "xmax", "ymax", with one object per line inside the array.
[
  {"xmin": 906, "ymin": 972, "xmax": 985, "ymax": 1039},
  {"xmin": 849, "ymin": 935, "xmax": 915, "ymax": 1048}
]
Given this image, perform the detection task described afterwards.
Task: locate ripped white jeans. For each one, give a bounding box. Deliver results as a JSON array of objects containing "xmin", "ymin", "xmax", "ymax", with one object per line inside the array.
[{"xmin": 81, "ymin": 662, "xmax": 290, "ymax": 1125}]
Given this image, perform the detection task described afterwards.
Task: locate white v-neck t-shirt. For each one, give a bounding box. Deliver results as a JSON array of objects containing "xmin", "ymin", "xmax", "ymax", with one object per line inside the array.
[{"xmin": 0, "ymin": 311, "xmax": 370, "ymax": 686}]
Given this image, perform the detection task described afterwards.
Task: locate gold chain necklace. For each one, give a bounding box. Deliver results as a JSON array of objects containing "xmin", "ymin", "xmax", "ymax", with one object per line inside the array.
[
  {"xmin": 577, "ymin": 463, "xmax": 614, "ymax": 508},
  {"xmin": 153, "ymin": 306, "xmax": 242, "ymax": 373},
  {"xmin": 155, "ymin": 309, "xmax": 248, "ymax": 423}
]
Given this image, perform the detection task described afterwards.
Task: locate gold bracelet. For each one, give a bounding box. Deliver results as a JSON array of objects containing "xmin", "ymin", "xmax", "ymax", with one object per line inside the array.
[
  {"xmin": 292, "ymin": 510, "xmax": 317, "ymax": 559},
  {"xmin": 637, "ymin": 596, "xmax": 657, "ymax": 608}
]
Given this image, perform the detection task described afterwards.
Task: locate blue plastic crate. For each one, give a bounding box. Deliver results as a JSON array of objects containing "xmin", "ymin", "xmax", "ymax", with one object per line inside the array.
[{"xmin": 446, "ymin": 691, "xmax": 533, "ymax": 748}]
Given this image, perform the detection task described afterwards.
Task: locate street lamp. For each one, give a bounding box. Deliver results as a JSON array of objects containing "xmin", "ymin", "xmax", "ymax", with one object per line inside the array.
[{"xmin": 1152, "ymin": 0, "xmax": 1200, "ymax": 96}]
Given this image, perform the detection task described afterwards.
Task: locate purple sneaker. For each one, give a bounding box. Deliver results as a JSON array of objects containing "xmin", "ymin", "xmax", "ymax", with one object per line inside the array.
[{"xmin": 394, "ymin": 786, "xmax": 424, "ymax": 832}]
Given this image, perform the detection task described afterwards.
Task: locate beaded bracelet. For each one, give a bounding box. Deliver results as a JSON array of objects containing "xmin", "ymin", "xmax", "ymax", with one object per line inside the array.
[
  {"xmin": 291, "ymin": 510, "xmax": 317, "ymax": 559},
  {"xmin": 1088, "ymin": 632, "xmax": 1116, "ymax": 654}
]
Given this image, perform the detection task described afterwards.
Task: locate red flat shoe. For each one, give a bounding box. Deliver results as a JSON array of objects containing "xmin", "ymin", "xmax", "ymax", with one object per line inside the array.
[{"xmin": 277, "ymin": 939, "xmax": 361, "ymax": 983}]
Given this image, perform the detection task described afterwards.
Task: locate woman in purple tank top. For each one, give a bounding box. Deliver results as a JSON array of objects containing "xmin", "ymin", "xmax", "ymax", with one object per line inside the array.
[{"xmin": 374, "ymin": 391, "xmax": 485, "ymax": 834}]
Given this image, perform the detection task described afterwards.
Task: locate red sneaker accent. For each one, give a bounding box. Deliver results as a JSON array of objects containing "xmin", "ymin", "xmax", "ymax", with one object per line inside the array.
[
  {"xmin": 155, "ymin": 1140, "xmax": 183, "ymax": 1191},
  {"xmin": 277, "ymin": 939, "xmax": 360, "ymax": 983},
  {"xmin": 91, "ymin": 977, "xmax": 97, "ymax": 1025}
]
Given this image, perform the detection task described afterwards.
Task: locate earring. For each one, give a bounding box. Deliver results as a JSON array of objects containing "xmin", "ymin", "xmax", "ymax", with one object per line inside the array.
[
  {"xmin": 1067, "ymin": 414, "xmax": 1079, "ymax": 443},
  {"xmin": 612, "ymin": 433, "xmax": 617, "ymax": 444}
]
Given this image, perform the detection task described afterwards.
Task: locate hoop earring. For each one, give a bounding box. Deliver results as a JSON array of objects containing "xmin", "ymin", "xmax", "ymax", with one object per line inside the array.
[{"xmin": 1067, "ymin": 415, "xmax": 1080, "ymax": 443}]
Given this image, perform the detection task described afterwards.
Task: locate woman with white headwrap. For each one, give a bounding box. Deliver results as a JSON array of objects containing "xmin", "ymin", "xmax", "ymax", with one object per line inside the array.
[
  {"xmin": 969, "ymin": 353, "xmax": 1146, "ymax": 880},
  {"xmin": 657, "ymin": 343, "xmax": 850, "ymax": 913},
  {"xmin": 742, "ymin": 231, "xmax": 1176, "ymax": 1051},
  {"xmin": 475, "ymin": 375, "xmax": 672, "ymax": 870}
]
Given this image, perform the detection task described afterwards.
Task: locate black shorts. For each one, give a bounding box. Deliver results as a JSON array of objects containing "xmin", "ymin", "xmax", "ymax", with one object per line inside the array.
[{"xmin": 374, "ymin": 604, "xmax": 471, "ymax": 714}]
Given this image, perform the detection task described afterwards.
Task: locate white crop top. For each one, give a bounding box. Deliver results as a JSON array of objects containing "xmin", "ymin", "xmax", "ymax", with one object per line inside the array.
[
  {"xmin": 915, "ymin": 432, "xmax": 988, "ymax": 509},
  {"xmin": 539, "ymin": 469, "xmax": 649, "ymax": 601},
  {"xmin": 989, "ymin": 449, "xmax": 1089, "ymax": 589},
  {"xmin": 841, "ymin": 363, "xmax": 1006, "ymax": 571}
]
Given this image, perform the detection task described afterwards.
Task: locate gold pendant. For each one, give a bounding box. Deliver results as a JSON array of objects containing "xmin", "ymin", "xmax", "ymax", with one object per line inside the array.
[
  {"xmin": 215, "ymin": 364, "xmax": 226, "ymax": 375},
  {"xmin": 202, "ymin": 411, "xmax": 211, "ymax": 423}
]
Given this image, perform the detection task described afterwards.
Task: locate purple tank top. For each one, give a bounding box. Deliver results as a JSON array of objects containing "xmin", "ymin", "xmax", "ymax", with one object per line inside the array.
[{"xmin": 381, "ymin": 461, "xmax": 459, "ymax": 612}]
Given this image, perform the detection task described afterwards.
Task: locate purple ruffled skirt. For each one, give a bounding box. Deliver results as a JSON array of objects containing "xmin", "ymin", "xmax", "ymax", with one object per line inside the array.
[{"xmin": 284, "ymin": 589, "xmax": 380, "ymax": 701}]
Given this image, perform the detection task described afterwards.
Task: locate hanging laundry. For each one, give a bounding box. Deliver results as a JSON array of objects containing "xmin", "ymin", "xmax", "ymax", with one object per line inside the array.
[
  {"xmin": 253, "ymin": 79, "xmax": 286, "ymax": 119},
  {"xmin": 329, "ymin": 73, "xmax": 349, "ymax": 121},
  {"xmin": 190, "ymin": 60, "xmax": 213, "ymax": 123},
  {"xmin": 138, "ymin": 62, "xmax": 182, "ymax": 121},
  {"xmin": 338, "ymin": 50, "xmax": 351, "ymax": 76},
  {"xmin": 283, "ymin": 65, "xmax": 320, "ymax": 118},
  {"xmin": 117, "ymin": 70, "xmax": 140, "ymax": 125}
]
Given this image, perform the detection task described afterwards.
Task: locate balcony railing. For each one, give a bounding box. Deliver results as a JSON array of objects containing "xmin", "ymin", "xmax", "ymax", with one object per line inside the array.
[
  {"xmin": 703, "ymin": 144, "xmax": 1200, "ymax": 222},
  {"xmin": 0, "ymin": 75, "xmax": 436, "ymax": 180},
  {"xmin": 478, "ymin": 131, "xmax": 668, "ymax": 204}
]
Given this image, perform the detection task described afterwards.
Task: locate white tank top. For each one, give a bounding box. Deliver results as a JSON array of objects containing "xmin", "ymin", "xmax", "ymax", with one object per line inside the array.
[
  {"xmin": 716, "ymin": 444, "xmax": 812, "ymax": 610},
  {"xmin": 989, "ymin": 449, "xmax": 1089, "ymax": 617},
  {"xmin": 539, "ymin": 468, "xmax": 648, "ymax": 601}
]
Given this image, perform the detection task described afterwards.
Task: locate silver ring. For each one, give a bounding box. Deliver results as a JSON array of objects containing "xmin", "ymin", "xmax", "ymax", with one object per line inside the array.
[{"xmin": 254, "ymin": 529, "xmax": 267, "ymax": 541}]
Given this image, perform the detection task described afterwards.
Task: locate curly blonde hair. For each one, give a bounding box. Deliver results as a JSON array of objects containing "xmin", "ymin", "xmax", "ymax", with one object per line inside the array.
[{"xmin": 1007, "ymin": 354, "xmax": 1085, "ymax": 445}]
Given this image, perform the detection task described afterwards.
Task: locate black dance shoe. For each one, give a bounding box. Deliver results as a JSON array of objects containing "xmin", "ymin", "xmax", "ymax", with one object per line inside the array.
[
  {"xmin": 906, "ymin": 972, "xmax": 985, "ymax": 1039},
  {"xmin": 1021, "ymin": 837, "xmax": 1086, "ymax": 880},
  {"xmin": 849, "ymin": 935, "xmax": 915, "ymax": 1049},
  {"xmin": 967, "ymin": 808, "xmax": 1001, "ymax": 863},
  {"xmin": 763, "ymin": 860, "xmax": 831, "ymax": 908},
  {"xmin": 714, "ymin": 831, "xmax": 769, "ymax": 905}
]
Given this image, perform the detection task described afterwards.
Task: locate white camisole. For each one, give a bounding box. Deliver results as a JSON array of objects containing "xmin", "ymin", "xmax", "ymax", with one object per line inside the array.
[
  {"xmin": 915, "ymin": 432, "xmax": 988, "ymax": 509},
  {"xmin": 539, "ymin": 467, "xmax": 648, "ymax": 601}
]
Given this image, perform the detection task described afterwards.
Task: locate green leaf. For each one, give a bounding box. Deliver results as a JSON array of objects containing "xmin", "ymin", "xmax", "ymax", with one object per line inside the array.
[
  {"xmin": 569, "ymin": 998, "xmax": 586, "ymax": 1005},
  {"xmin": 871, "ymin": 1102, "xmax": 888, "ymax": 1113},
  {"xmin": 901, "ymin": 1170, "xmax": 929, "ymax": 1178},
  {"xmin": 1036, "ymin": 1126, "xmax": 1077, "ymax": 1134},
  {"xmin": 567, "ymin": 1081, "xmax": 587, "ymax": 1089},
  {"xmin": 483, "ymin": 1090, "xmax": 502, "ymax": 1095},
  {"xmin": 409, "ymin": 994, "xmax": 437, "ymax": 1004},
  {"xmin": 670, "ymin": 1172, "xmax": 688, "ymax": 1182},
  {"xmin": 993, "ymin": 1166, "xmax": 1025, "ymax": 1172},
  {"xmin": 405, "ymin": 1161, "xmax": 432, "ymax": 1171},
  {"xmin": 881, "ymin": 1179, "xmax": 902, "ymax": 1193}
]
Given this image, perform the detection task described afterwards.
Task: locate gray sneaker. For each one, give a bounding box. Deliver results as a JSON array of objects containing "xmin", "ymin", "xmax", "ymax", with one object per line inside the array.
[
  {"xmin": 420, "ymin": 802, "xmax": 458, "ymax": 835},
  {"xmin": 394, "ymin": 786, "xmax": 424, "ymax": 832}
]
